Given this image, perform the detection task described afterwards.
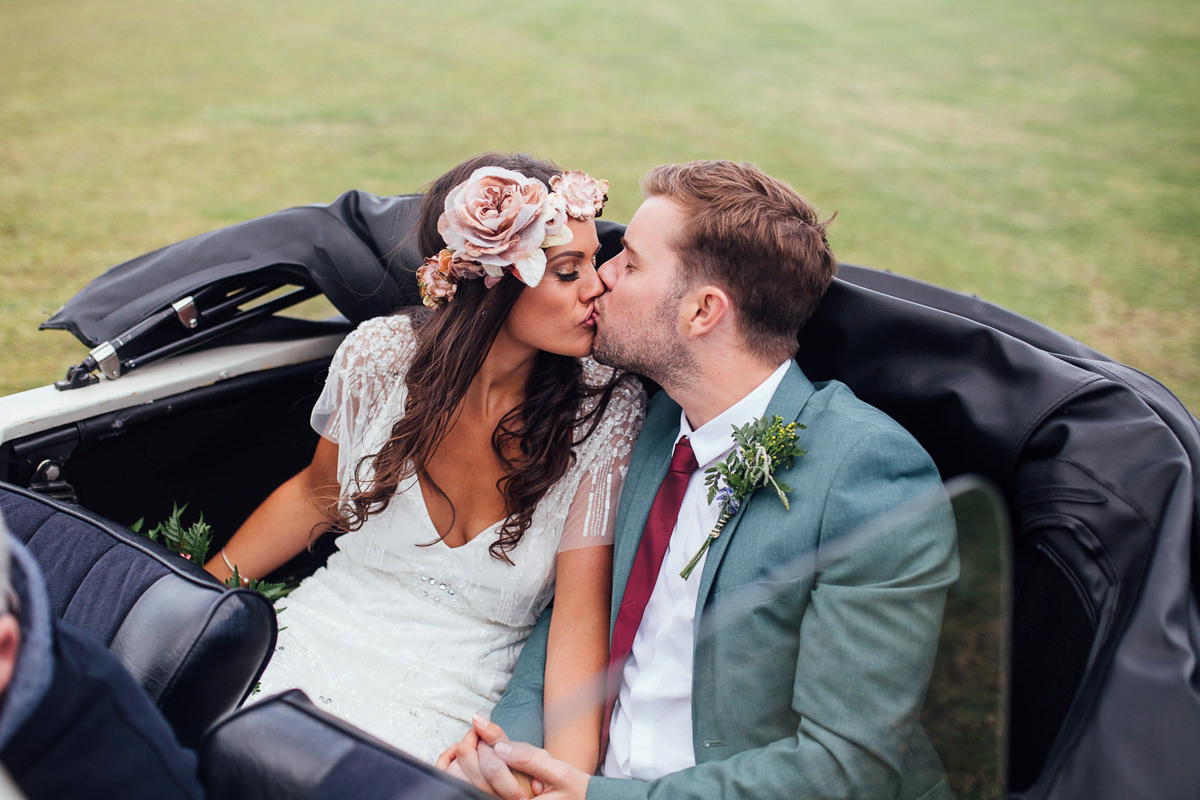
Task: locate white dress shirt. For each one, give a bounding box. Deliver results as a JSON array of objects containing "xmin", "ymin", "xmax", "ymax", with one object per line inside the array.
[{"xmin": 604, "ymin": 360, "xmax": 790, "ymax": 780}]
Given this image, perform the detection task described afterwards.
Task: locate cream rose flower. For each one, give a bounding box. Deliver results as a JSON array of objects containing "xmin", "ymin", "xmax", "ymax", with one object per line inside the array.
[
  {"xmin": 540, "ymin": 191, "xmax": 573, "ymax": 248},
  {"xmin": 437, "ymin": 166, "xmax": 557, "ymax": 288},
  {"xmin": 551, "ymin": 171, "xmax": 609, "ymax": 221}
]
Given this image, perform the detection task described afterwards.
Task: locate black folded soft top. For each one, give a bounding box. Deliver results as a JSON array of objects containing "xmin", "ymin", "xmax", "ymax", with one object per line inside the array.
[{"xmin": 42, "ymin": 191, "xmax": 426, "ymax": 349}]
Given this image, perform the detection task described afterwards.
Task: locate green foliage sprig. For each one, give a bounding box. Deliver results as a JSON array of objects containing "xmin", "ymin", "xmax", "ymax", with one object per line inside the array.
[
  {"xmin": 227, "ymin": 564, "xmax": 291, "ymax": 603},
  {"xmin": 133, "ymin": 502, "xmax": 212, "ymax": 564},
  {"xmin": 680, "ymin": 415, "xmax": 806, "ymax": 580},
  {"xmin": 132, "ymin": 503, "xmax": 291, "ymax": 601}
]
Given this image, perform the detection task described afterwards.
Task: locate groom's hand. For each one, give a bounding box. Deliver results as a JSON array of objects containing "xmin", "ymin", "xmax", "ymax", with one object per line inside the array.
[
  {"xmin": 489, "ymin": 738, "xmax": 589, "ymax": 800},
  {"xmin": 442, "ymin": 715, "xmax": 536, "ymax": 799}
]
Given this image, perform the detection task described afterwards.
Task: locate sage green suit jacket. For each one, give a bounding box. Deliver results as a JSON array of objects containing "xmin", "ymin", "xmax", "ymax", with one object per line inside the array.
[{"xmin": 494, "ymin": 363, "xmax": 959, "ymax": 800}]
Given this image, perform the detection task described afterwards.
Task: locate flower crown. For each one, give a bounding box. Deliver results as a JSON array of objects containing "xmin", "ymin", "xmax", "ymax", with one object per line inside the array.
[{"xmin": 417, "ymin": 166, "xmax": 609, "ymax": 308}]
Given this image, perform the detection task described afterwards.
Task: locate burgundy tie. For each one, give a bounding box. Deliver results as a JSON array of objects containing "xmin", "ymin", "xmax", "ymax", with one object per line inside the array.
[{"xmin": 602, "ymin": 436, "xmax": 698, "ymax": 754}]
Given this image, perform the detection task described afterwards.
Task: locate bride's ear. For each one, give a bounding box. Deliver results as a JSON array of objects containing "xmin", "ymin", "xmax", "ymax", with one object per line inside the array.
[{"xmin": 683, "ymin": 284, "xmax": 730, "ymax": 340}]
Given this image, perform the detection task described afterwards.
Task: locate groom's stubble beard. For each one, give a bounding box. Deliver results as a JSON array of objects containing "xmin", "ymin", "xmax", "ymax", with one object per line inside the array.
[{"xmin": 592, "ymin": 279, "xmax": 698, "ymax": 391}]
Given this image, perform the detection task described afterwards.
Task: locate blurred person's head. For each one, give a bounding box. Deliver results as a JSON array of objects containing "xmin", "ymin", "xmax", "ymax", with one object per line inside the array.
[{"xmin": 0, "ymin": 519, "xmax": 19, "ymax": 696}]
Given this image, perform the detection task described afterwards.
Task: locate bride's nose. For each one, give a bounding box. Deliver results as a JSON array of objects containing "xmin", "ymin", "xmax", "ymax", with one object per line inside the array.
[{"xmin": 579, "ymin": 263, "xmax": 605, "ymax": 301}]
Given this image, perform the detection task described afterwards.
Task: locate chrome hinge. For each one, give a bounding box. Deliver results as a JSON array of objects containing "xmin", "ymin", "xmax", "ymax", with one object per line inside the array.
[
  {"xmin": 89, "ymin": 341, "xmax": 121, "ymax": 380},
  {"xmin": 173, "ymin": 296, "xmax": 199, "ymax": 329}
]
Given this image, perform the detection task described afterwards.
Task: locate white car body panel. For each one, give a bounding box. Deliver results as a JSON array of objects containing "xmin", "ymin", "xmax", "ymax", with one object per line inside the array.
[{"xmin": 0, "ymin": 333, "xmax": 345, "ymax": 444}]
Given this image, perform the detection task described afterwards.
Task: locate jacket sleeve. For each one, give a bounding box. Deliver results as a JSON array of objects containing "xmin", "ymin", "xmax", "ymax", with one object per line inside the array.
[
  {"xmin": 587, "ymin": 425, "xmax": 959, "ymax": 800},
  {"xmin": 491, "ymin": 602, "xmax": 552, "ymax": 746}
]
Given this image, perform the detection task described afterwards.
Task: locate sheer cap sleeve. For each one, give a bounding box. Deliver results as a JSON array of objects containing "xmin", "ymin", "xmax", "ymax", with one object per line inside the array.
[
  {"xmin": 557, "ymin": 365, "xmax": 647, "ymax": 553},
  {"xmin": 310, "ymin": 315, "xmax": 419, "ymax": 488}
]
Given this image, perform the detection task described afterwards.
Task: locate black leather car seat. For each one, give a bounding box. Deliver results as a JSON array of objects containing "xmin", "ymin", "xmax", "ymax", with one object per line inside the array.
[
  {"xmin": 0, "ymin": 480, "xmax": 277, "ymax": 749},
  {"xmin": 199, "ymin": 689, "xmax": 490, "ymax": 800}
]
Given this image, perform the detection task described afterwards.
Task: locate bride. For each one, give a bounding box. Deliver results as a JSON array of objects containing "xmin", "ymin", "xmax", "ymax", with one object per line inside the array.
[{"xmin": 205, "ymin": 153, "xmax": 646, "ymax": 774}]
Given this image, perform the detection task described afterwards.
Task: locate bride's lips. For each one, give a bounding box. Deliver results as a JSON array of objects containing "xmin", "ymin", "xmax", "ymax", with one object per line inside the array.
[{"xmin": 583, "ymin": 305, "xmax": 597, "ymax": 328}]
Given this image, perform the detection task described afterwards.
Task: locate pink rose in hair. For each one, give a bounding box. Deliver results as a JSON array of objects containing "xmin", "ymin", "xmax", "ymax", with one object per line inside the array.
[
  {"xmin": 551, "ymin": 171, "xmax": 609, "ymax": 221},
  {"xmin": 438, "ymin": 166, "xmax": 562, "ymax": 288}
]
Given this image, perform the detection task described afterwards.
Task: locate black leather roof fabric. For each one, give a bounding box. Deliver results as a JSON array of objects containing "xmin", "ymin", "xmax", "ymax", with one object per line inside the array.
[
  {"xmin": 42, "ymin": 191, "xmax": 426, "ymax": 347},
  {"xmin": 797, "ymin": 278, "xmax": 1200, "ymax": 798}
]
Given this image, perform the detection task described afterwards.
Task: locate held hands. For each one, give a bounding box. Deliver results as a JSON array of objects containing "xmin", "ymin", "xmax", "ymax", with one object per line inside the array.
[
  {"xmin": 436, "ymin": 716, "xmax": 536, "ymax": 799},
  {"xmin": 435, "ymin": 714, "xmax": 589, "ymax": 800}
]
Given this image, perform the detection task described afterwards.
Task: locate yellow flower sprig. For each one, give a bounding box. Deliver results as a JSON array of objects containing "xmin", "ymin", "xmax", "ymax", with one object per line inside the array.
[{"xmin": 679, "ymin": 415, "xmax": 806, "ymax": 580}]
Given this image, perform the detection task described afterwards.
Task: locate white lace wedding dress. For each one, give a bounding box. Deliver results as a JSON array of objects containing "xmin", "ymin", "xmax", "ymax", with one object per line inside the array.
[{"xmin": 255, "ymin": 315, "xmax": 645, "ymax": 763}]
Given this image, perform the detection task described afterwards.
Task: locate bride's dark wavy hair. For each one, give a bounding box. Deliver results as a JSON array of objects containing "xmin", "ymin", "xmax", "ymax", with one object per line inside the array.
[{"xmin": 342, "ymin": 152, "xmax": 623, "ymax": 563}]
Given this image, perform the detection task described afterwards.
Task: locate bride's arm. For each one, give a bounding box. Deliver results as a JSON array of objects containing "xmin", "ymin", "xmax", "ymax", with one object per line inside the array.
[
  {"xmin": 543, "ymin": 414, "xmax": 640, "ymax": 772},
  {"xmin": 541, "ymin": 374, "xmax": 646, "ymax": 772},
  {"xmin": 543, "ymin": 541, "xmax": 612, "ymax": 773},
  {"xmin": 204, "ymin": 436, "xmax": 341, "ymax": 584},
  {"xmin": 205, "ymin": 316, "xmax": 392, "ymax": 586}
]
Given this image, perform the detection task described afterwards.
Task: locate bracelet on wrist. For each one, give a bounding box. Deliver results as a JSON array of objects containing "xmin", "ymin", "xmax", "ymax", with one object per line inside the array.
[{"xmin": 220, "ymin": 548, "xmax": 251, "ymax": 587}]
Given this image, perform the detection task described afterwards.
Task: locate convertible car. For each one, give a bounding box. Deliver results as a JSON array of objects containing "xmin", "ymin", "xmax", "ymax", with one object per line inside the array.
[{"xmin": 0, "ymin": 191, "xmax": 1196, "ymax": 799}]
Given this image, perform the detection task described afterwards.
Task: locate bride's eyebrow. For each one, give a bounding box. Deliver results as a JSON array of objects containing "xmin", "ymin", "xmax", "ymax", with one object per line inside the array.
[{"xmin": 547, "ymin": 250, "xmax": 585, "ymax": 265}]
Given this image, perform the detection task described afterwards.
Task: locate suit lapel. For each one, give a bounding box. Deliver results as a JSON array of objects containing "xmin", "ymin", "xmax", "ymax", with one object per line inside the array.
[{"xmin": 693, "ymin": 362, "xmax": 817, "ymax": 613}]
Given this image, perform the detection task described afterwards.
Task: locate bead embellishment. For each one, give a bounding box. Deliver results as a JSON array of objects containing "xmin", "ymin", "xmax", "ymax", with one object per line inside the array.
[{"xmin": 419, "ymin": 574, "xmax": 457, "ymax": 602}]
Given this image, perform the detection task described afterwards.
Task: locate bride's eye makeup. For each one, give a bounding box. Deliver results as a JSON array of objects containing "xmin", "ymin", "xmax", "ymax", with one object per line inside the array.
[
  {"xmin": 549, "ymin": 250, "xmax": 590, "ymax": 281},
  {"xmin": 549, "ymin": 246, "xmax": 599, "ymax": 282}
]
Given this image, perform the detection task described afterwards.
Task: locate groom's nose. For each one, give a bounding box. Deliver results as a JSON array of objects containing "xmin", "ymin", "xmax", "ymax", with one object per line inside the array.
[{"xmin": 597, "ymin": 253, "xmax": 620, "ymax": 291}]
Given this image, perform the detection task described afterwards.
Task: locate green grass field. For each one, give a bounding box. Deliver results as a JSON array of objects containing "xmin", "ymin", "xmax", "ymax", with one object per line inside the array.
[{"xmin": 3, "ymin": 0, "xmax": 1198, "ymax": 410}]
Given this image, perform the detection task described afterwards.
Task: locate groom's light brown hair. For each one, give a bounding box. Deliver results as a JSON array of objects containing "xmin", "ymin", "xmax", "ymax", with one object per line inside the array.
[{"xmin": 641, "ymin": 160, "xmax": 838, "ymax": 363}]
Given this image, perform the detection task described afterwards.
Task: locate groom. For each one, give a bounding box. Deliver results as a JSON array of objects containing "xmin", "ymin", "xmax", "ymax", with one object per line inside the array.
[{"xmin": 456, "ymin": 160, "xmax": 958, "ymax": 799}]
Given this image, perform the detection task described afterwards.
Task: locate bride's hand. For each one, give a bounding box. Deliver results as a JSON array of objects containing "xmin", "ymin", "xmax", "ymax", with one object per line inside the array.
[
  {"xmin": 435, "ymin": 742, "xmax": 460, "ymax": 772},
  {"xmin": 435, "ymin": 740, "xmax": 475, "ymax": 794}
]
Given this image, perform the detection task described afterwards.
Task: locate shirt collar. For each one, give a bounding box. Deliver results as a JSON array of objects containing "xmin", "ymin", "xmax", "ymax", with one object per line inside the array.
[{"xmin": 677, "ymin": 360, "xmax": 791, "ymax": 469}]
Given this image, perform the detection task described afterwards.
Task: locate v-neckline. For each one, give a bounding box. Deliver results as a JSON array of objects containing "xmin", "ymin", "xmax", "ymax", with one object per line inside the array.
[{"xmin": 412, "ymin": 473, "xmax": 506, "ymax": 550}]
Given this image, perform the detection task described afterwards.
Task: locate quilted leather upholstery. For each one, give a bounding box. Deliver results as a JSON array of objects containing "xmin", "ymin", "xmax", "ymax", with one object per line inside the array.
[
  {"xmin": 200, "ymin": 690, "xmax": 489, "ymax": 800},
  {"xmin": 0, "ymin": 481, "xmax": 277, "ymax": 748}
]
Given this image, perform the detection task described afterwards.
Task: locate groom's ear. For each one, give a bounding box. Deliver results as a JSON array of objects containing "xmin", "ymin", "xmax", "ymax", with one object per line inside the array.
[{"xmin": 683, "ymin": 284, "xmax": 731, "ymax": 339}]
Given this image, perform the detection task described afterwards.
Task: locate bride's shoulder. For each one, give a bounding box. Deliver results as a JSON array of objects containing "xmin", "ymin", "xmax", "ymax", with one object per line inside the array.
[
  {"xmin": 332, "ymin": 312, "xmax": 422, "ymax": 380},
  {"xmin": 580, "ymin": 358, "xmax": 648, "ymax": 419},
  {"xmin": 352, "ymin": 312, "xmax": 419, "ymax": 344},
  {"xmin": 568, "ymin": 361, "xmax": 647, "ymax": 474}
]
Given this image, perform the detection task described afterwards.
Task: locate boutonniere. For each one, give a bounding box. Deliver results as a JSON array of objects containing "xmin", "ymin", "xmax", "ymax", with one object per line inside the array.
[{"xmin": 679, "ymin": 414, "xmax": 806, "ymax": 580}]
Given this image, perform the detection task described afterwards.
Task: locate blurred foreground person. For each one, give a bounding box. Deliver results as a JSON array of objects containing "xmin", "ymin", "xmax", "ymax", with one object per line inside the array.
[{"xmin": 0, "ymin": 515, "xmax": 203, "ymax": 799}]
